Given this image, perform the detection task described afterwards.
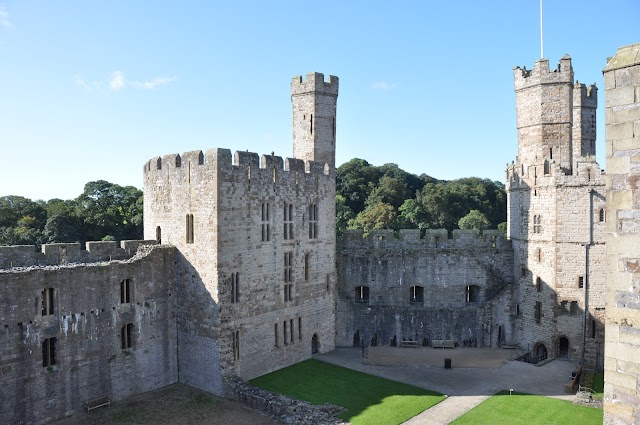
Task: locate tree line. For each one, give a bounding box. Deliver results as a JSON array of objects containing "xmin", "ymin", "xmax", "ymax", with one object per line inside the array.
[
  {"xmin": 0, "ymin": 160, "xmax": 507, "ymax": 246},
  {"xmin": 336, "ymin": 158, "xmax": 507, "ymax": 236},
  {"xmin": 0, "ymin": 180, "xmax": 143, "ymax": 246}
]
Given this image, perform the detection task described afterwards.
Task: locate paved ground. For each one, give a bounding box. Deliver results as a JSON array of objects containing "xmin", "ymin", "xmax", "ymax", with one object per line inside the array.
[{"xmin": 317, "ymin": 347, "xmax": 578, "ymax": 425}]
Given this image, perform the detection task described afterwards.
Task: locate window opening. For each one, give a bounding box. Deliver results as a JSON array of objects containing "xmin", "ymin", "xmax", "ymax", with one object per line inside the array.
[
  {"xmin": 261, "ymin": 203, "xmax": 270, "ymax": 242},
  {"xmin": 578, "ymin": 276, "xmax": 584, "ymax": 289},
  {"xmin": 598, "ymin": 208, "xmax": 605, "ymax": 222},
  {"xmin": 536, "ymin": 277, "xmax": 542, "ymax": 292},
  {"xmin": 42, "ymin": 337, "xmax": 57, "ymax": 367},
  {"xmin": 298, "ymin": 317, "xmax": 302, "ymax": 340},
  {"xmin": 232, "ymin": 330, "xmax": 240, "ymax": 361},
  {"xmin": 466, "ymin": 285, "xmax": 480, "ymax": 302},
  {"xmin": 121, "ymin": 323, "xmax": 134, "ymax": 349},
  {"xmin": 308, "ymin": 204, "xmax": 318, "ymax": 239},
  {"xmin": 290, "ymin": 319, "xmax": 294, "ymax": 344},
  {"xmin": 355, "ymin": 286, "xmax": 370, "ymax": 303},
  {"xmin": 231, "ymin": 273, "xmax": 239, "ymax": 303},
  {"xmin": 120, "ymin": 279, "xmax": 132, "ymax": 304},
  {"xmin": 42, "ymin": 288, "xmax": 54, "ymax": 316},
  {"xmin": 535, "ymin": 301, "xmax": 542, "ymax": 324},
  {"xmin": 186, "ymin": 214, "xmax": 194, "ymax": 243},
  {"xmin": 570, "ymin": 301, "xmax": 579, "ymax": 316},
  {"xmin": 409, "ymin": 286, "xmax": 424, "ymax": 303},
  {"xmin": 283, "ymin": 321, "xmax": 288, "ymax": 345},
  {"xmin": 304, "ymin": 254, "xmax": 310, "ymax": 282},
  {"xmin": 274, "ymin": 323, "xmax": 279, "ymax": 347},
  {"xmin": 284, "ymin": 203, "xmax": 294, "ymax": 240}
]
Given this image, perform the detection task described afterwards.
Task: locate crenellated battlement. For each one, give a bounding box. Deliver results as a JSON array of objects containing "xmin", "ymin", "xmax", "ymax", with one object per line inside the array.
[
  {"xmin": 574, "ymin": 81, "xmax": 598, "ymax": 108},
  {"xmin": 144, "ymin": 147, "xmax": 333, "ymax": 187},
  {"xmin": 338, "ymin": 228, "xmax": 510, "ymax": 251},
  {"xmin": 0, "ymin": 240, "xmax": 158, "ymax": 270},
  {"xmin": 291, "ymin": 72, "xmax": 339, "ymax": 97},
  {"xmin": 513, "ymin": 55, "xmax": 574, "ymax": 90}
]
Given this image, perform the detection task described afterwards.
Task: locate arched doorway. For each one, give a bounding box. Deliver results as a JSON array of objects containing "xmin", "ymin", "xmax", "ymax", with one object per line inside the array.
[
  {"xmin": 558, "ymin": 337, "xmax": 569, "ymax": 358},
  {"xmin": 311, "ymin": 333, "xmax": 319, "ymax": 354},
  {"xmin": 533, "ymin": 343, "xmax": 548, "ymax": 364}
]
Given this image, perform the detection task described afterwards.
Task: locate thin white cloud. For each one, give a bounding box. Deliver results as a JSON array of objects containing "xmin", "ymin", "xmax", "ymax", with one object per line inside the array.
[
  {"xmin": 0, "ymin": 6, "xmax": 14, "ymax": 30},
  {"xmin": 371, "ymin": 81, "xmax": 399, "ymax": 91},
  {"xmin": 131, "ymin": 75, "xmax": 178, "ymax": 90},
  {"xmin": 75, "ymin": 71, "xmax": 177, "ymax": 93},
  {"xmin": 109, "ymin": 71, "xmax": 126, "ymax": 91}
]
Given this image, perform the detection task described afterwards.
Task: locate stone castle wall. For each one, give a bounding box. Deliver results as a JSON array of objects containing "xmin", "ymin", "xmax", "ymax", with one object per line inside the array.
[
  {"xmin": 336, "ymin": 229, "xmax": 515, "ymax": 348},
  {"xmin": 603, "ymin": 43, "xmax": 640, "ymax": 425},
  {"xmin": 0, "ymin": 245, "xmax": 177, "ymax": 425}
]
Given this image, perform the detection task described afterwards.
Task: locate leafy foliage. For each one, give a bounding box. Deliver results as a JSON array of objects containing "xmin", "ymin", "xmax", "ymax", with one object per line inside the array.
[
  {"xmin": 458, "ymin": 210, "xmax": 490, "ymax": 232},
  {"xmin": 0, "ymin": 181, "xmax": 143, "ymax": 246},
  {"xmin": 337, "ymin": 159, "xmax": 506, "ymax": 235}
]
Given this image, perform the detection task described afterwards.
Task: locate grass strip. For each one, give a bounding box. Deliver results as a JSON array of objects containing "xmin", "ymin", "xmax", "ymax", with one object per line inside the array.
[{"xmin": 250, "ymin": 359, "xmax": 445, "ymax": 425}]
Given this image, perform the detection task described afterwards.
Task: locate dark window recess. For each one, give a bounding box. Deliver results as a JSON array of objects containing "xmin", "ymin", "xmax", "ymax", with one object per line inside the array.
[
  {"xmin": 308, "ymin": 204, "xmax": 318, "ymax": 239},
  {"xmin": 231, "ymin": 273, "xmax": 239, "ymax": 303},
  {"xmin": 284, "ymin": 203, "xmax": 294, "ymax": 240},
  {"xmin": 535, "ymin": 301, "xmax": 542, "ymax": 324},
  {"xmin": 232, "ymin": 330, "xmax": 240, "ymax": 361},
  {"xmin": 578, "ymin": 276, "xmax": 584, "ymax": 289},
  {"xmin": 355, "ymin": 286, "xmax": 370, "ymax": 303},
  {"xmin": 42, "ymin": 337, "xmax": 57, "ymax": 367},
  {"xmin": 466, "ymin": 285, "xmax": 480, "ymax": 302},
  {"xmin": 121, "ymin": 323, "xmax": 133, "ymax": 349},
  {"xmin": 570, "ymin": 301, "xmax": 579, "ymax": 316},
  {"xmin": 261, "ymin": 203, "xmax": 270, "ymax": 242},
  {"xmin": 536, "ymin": 277, "xmax": 542, "ymax": 292},
  {"xmin": 41, "ymin": 288, "xmax": 54, "ymax": 316},
  {"xmin": 185, "ymin": 214, "xmax": 194, "ymax": 243},
  {"xmin": 120, "ymin": 279, "xmax": 131, "ymax": 304},
  {"xmin": 410, "ymin": 286, "xmax": 424, "ymax": 303}
]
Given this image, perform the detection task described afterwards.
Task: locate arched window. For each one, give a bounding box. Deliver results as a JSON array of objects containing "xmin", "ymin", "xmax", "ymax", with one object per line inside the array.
[
  {"xmin": 355, "ymin": 286, "xmax": 369, "ymax": 303},
  {"xmin": 175, "ymin": 155, "xmax": 182, "ymax": 168},
  {"xmin": 198, "ymin": 151, "xmax": 204, "ymax": 165},
  {"xmin": 156, "ymin": 158, "xmax": 162, "ymax": 170}
]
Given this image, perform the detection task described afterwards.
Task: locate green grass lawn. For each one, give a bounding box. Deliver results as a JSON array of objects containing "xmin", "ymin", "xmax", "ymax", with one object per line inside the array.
[
  {"xmin": 450, "ymin": 390, "xmax": 604, "ymax": 425},
  {"xmin": 249, "ymin": 359, "xmax": 445, "ymax": 425}
]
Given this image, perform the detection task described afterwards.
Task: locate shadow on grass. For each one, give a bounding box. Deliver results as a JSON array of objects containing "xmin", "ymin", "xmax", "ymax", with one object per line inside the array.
[{"xmin": 249, "ymin": 359, "xmax": 445, "ymax": 425}]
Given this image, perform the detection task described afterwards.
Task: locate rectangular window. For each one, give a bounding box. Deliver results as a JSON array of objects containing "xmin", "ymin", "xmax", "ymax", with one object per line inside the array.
[
  {"xmin": 42, "ymin": 337, "xmax": 57, "ymax": 367},
  {"xmin": 232, "ymin": 330, "xmax": 240, "ymax": 361},
  {"xmin": 284, "ymin": 252, "xmax": 293, "ymax": 283},
  {"xmin": 298, "ymin": 317, "xmax": 302, "ymax": 340},
  {"xmin": 515, "ymin": 303, "xmax": 520, "ymax": 317},
  {"xmin": 591, "ymin": 319, "xmax": 596, "ymax": 339},
  {"xmin": 284, "ymin": 203, "xmax": 294, "ymax": 240},
  {"xmin": 355, "ymin": 286, "xmax": 370, "ymax": 303},
  {"xmin": 410, "ymin": 286, "xmax": 424, "ymax": 303},
  {"xmin": 304, "ymin": 253, "xmax": 310, "ymax": 282},
  {"xmin": 274, "ymin": 323, "xmax": 279, "ymax": 347},
  {"xmin": 284, "ymin": 284, "xmax": 294, "ymax": 302},
  {"xmin": 308, "ymin": 204, "xmax": 318, "ymax": 239},
  {"xmin": 521, "ymin": 267, "xmax": 527, "ymax": 277},
  {"xmin": 283, "ymin": 320, "xmax": 288, "ymax": 345},
  {"xmin": 536, "ymin": 277, "xmax": 542, "ymax": 292},
  {"xmin": 186, "ymin": 213, "xmax": 194, "ymax": 243},
  {"xmin": 120, "ymin": 279, "xmax": 131, "ymax": 304},
  {"xmin": 570, "ymin": 301, "xmax": 579, "ymax": 316},
  {"xmin": 121, "ymin": 323, "xmax": 134, "ymax": 349},
  {"xmin": 231, "ymin": 273, "xmax": 239, "ymax": 303},
  {"xmin": 290, "ymin": 319, "xmax": 294, "ymax": 344},
  {"xmin": 533, "ymin": 215, "xmax": 542, "ymax": 234},
  {"xmin": 41, "ymin": 288, "xmax": 54, "ymax": 316},
  {"xmin": 578, "ymin": 276, "xmax": 584, "ymax": 289},
  {"xmin": 561, "ymin": 301, "xmax": 570, "ymax": 315},
  {"xmin": 535, "ymin": 301, "xmax": 542, "ymax": 324},
  {"xmin": 261, "ymin": 203, "xmax": 270, "ymax": 242}
]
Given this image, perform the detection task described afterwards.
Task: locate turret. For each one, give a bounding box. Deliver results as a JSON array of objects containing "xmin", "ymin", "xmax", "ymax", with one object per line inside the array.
[
  {"xmin": 573, "ymin": 82, "xmax": 597, "ymax": 164},
  {"xmin": 291, "ymin": 72, "xmax": 338, "ymax": 168}
]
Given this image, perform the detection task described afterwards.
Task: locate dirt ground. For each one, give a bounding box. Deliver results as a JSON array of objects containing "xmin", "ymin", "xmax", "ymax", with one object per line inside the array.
[{"xmin": 53, "ymin": 384, "xmax": 277, "ymax": 425}]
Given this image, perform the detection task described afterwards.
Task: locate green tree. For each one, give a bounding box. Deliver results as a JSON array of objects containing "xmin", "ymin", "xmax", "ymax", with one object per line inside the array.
[
  {"xmin": 458, "ymin": 210, "xmax": 491, "ymax": 232},
  {"xmin": 336, "ymin": 195, "xmax": 355, "ymax": 238},
  {"xmin": 349, "ymin": 203, "xmax": 397, "ymax": 236},
  {"xmin": 336, "ymin": 159, "xmax": 383, "ymax": 214},
  {"xmin": 365, "ymin": 176, "xmax": 411, "ymax": 210}
]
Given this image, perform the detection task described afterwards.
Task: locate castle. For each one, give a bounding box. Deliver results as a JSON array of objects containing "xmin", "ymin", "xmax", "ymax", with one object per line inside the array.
[{"xmin": 1, "ymin": 44, "xmax": 639, "ymax": 425}]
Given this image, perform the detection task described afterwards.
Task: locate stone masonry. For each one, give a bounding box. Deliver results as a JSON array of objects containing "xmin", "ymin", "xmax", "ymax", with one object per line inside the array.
[
  {"xmin": 3, "ymin": 51, "xmax": 640, "ymax": 424},
  {"xmin": 603, "ymin": 42, "xmax": 640, "ymax": 425},
  {"xmin": 506, "ymin": 56, "xmax": 606, "ymax": 366}
]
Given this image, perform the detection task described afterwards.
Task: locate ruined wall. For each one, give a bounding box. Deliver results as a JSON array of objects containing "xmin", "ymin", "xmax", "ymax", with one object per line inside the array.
[
  {"xmin": 336, "ymin": 229, "xmax": 514, "ymax": 348},
  {"xmin": 0, "ymin": 245, "xmax": 177, "ymax": 425},
  {"xmin": 603, "ymin": 42, "xmax": 640, "ymax": 425}
]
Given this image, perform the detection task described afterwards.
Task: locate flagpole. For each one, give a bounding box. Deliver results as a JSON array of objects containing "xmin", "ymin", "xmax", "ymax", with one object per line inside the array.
[{"xmin": 540, "ymin": 0, "xmax": 544, "ymax": 58}]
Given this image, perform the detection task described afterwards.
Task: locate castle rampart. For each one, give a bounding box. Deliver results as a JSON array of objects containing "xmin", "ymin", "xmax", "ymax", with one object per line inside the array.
[{"xmin": 0, "ymin": 245, "xmax": 178, "ymax": 425}]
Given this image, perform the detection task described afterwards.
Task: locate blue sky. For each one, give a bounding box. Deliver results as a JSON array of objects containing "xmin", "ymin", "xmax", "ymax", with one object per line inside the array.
[{"xmin": 0, "ymin": 1, "xmax": 638, "ymax": 201}]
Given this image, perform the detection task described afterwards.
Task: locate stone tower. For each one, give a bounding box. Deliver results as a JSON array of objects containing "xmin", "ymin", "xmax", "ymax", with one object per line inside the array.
[
  {"xmin": 507, "ymin": 56, "xmax": 606, "ymax": 367},
  {"xmin": 603, "ymin": 42, "xmax": 640, "ymax": 425},
  {"xmin": 291, "ymin": 73, "xmax": 339, "ymax": 168}
]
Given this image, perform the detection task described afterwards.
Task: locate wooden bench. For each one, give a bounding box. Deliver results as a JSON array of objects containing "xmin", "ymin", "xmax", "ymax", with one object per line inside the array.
[
  {"xmin": 565, "ymin": 365, "xmax": 583, "ymax": 393},
  {"xmin": 84, "ymin": 396, "xmax": 111, "ymax": 413},
  {"xmin": 432, "ymin": 339, "xmax": 455, "ymax": 349},
  {"xmin": 401, "ymin": 340, "xmax": 420, "ymax": 348}
]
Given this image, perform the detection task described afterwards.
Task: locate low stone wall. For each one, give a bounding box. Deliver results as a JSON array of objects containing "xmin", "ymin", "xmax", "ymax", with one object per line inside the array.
[{"xmin": 225, "ymin": 377, "xmax": 345, "ymax": 425}]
